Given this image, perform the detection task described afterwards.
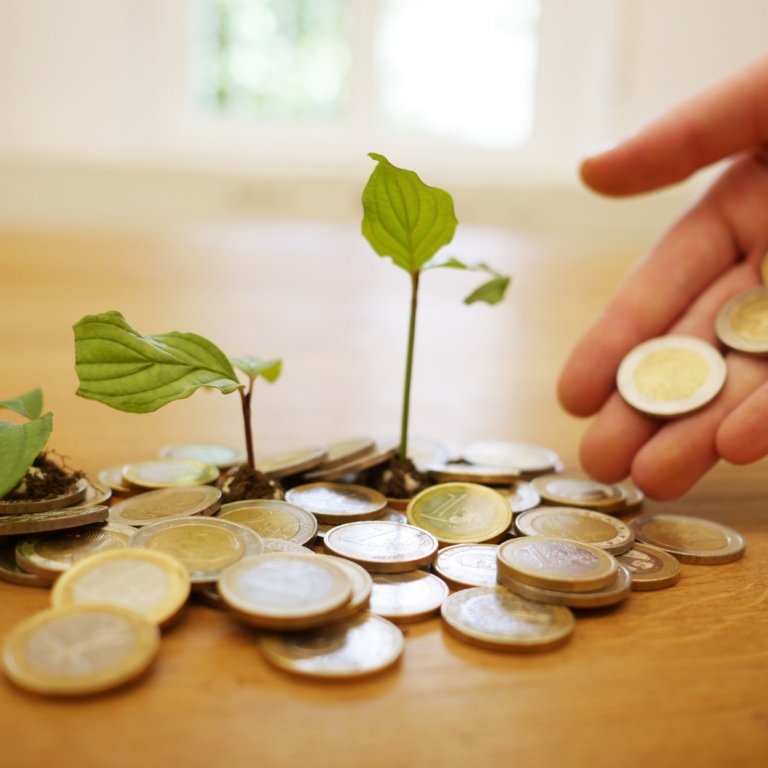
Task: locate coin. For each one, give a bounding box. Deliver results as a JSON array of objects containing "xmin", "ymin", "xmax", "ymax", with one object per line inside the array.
[
  {"xmin": 531, "ymin": 472, "xmax": 626, "ymax": 513},
  {"xmin": 196, "ymin": 583, "xmax": 224, "ymax": 609},
  {"xmin": 159, "ymin": 443, "xmax": 247, "ymax": 469},
  {"xmin": 407, "ymin": 483, "xmax": 512, "ymax": 544},
  {"xmin": 312, "ymin": 438, "xmax": 376, "ymax": 471},
  {"xmin": 462, "ymin": 441, "xmax": 560, "ymax": 476},
  {"xmin": 441, "ymin": 587, "xmax": 574, "ymax": 652},
  {"xmin": 15, "ymin": 523, "xmax": 136, "ymax": 580},
  {"xmin": 316, "ymin": 554, "xmax": 373, "ymax": 620},
  {"xmin": 0, "ymin": 539, "xmax": 48, "ymax": 587},
  {"xmin": 109, "ymin": 486, "xmax": 222, "ymax": 527},
  {"xmin": 0, "ymin": 505, "xmax": 109, "ymax": 537},
  {"xmin": 427, "ymin": 464, "xmax": 521, "ymax": 485},
  {"xmin": 262, "ymin": 538, "xmax": 315, "ymax": 555},
  {"xmin": 0, "ymin": 478, "xmax": 89, "ymax": 516},
  {"xmin": 259, "ymin": 612, "xmax": 403, "ymax": 678},
  {"xmin": 498, "ymin": 564, "xmax": 632, "ymax": 608},
  {"xmin": 286, "ymin": 483, "xmax": 386, "ymax": 524},
  {"xmin": 615, "ymin": 543, "xmax": 681, "ymax": 590},
  {"xmin": 433, "ymin": 543, "xmax": 500, "ymax": 590},
  {"xmin": 497, "ymin": 537, "xmax": 618, "ymax": 593},
  {"xmin": 81, "ymin": 480, "xmax": 112, "ymax": 507},
  {"xmin": 258, "ymin": 447, "xmax": 328, "ymax": 478},
  {"xmin": 217, "ymin": 499, "xmax": 317, "ymax": 547},
  {"xmin": 122, "ymin": 459, "xmax": 219, "ymax": 489},
  {"xmin": 323, "ymin": 521, "xmax": 438, "ymax": 573},
  {"xmin": 369, "ymin": 571, "xmax": 449, "ymax": 623},
  {"xmin": 715, "ymin": 286, "xmax": 768, "ymax": 355},
  {"xmin": 2, "ymin": 604, "xmax": 160, "ymax": 696},
  {"xmin": 98, "ymin": 465, "xmax": 132, "ymax": 495},
  {"xmin": 219, "ymin": 553, "xmax": 353, "ymax": 630},
  {"xmin": 616, "ymin": 335, "xmax": 727, "ymax": 417},
  {"xmin": 51, "ymin": 549, "xmax": 190, "ymax": 627},
  {"xmin": 616, "ymin": 480, "xmax": 644, "ymax": 513},
  {"xmin": 129, "ymin": 517, "xmax": 263, "ymax": 583},
  {"xmin": 381, "ymin": 508, "xmax": 408, "ymax": 525},
  {"xmin": 630, "ymin": 513, "xmax": 745, "ymax": 565},
  {"xmin": 379, "ymin": 436, "xmax": 452, "ymax": 471},
  {"xmin": 303, "ymin": 445, "xmax": 397, "ymax": 482},
  {"xmin": 514, "ymin": 507, "xmax": 634, "ymax": 555},
  {"xmin": 495, "ymin": 481, "xmax": 541, "ymax": 515}
]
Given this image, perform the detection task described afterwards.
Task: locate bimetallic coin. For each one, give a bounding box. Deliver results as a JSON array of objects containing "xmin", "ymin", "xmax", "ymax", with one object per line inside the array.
[
  {"xmin": 617, "ymin": 335, "xmax": 727, "ymax": 418},
  {"xmin": 259, "ymin": 612, "xmax": 403, "ymax": 678},
  {"xmin": 515, "ymin": 507, "xmax": 634, "ymax": 555},
  {"xmin": 98, "ymin": 465, "xmax": 132, "ymax": 495},
  {"xmin": 462, "ymin": 441, "xmax": 560, "ymax": 476},
  {"xmin": 81, "ymin": 480, "xmax": 112, "ymax": 507},
  {"xmin": 159, "ymin": 444, "xmax": 246, "ymax": 469},
  {"xmin": 434, "ymin": 544, "xmax": 499, "ymax": 590},
  {"xmin": 51, "ymin": 549, "xmax": 190, "ymax": 627},
  {"xmin": 616, "ymin": 480, "xmax": 644, "ymax": 513},
  {"xmin": 615, "ymin": 543, "xmax": 681, "ymax": 590},
  {"xmin": 122, "ymin": 459, "xmax": 219, "ymax": 490},
  {"xmin": 303, "ymin": 445, "xmax": 397, "ymax": 482},
  {"xmin": 630, "ymin": 513, "xmax": 745, "ymax": 565},
  {"xmin": 0, "ymin": 478, "xmax": 89, "ymax": 516},
  {"xmin": 441, "ymin": 587, "xmax": 574, "ymax": 652},
  {"xmin": 313, "ymin": 438, "xmax": 376, "ymax": 472},
  {"xmin": 498, "ymin": 565, "xmax": 632, "ymax": 608},
  {"xmin": 258, "ymin": 447, "xmax": 328, "ymax": 478},
  {"xmin": 0, "ymin": 505, "xmax": 109, "ymax": 538},
  {"xmin": 217, "ymin": 499, "xmax": 317, "ymax": 547},
  {"xmin": 2, "ymin": 604, "xmax": 159, "ymax": 696},
  {"xmin": 316, "ymin": 555, "xmax": 373, "ymax": 620},
  {"xmin": 531, "ymin": 472, "xmax": 626, "ymax": 513},
  {"xmin": 286, "ymin": 483, "xmax": 386, "ymax": 524},
  {"xmin": 369, "ymin": 571, "xmax": 449, "ymax": 623},
  {"xmin": 324, "ymin": 521, "xmax": 438, "ymax": 573},
  {"xmin": 496, "ymin": 481, "xmax": 541, "ymax": 515},
  {"xmin": 427, "ymin": 464, "xmax": 520, "ymax": 485},
  {"xmin": 407, "ymin": 483, "xmax": 512, "ymax": 544},
  {"xmin": 715, "ymin": 286, "xmax": 768, "ymax": 355},
  {"xmin": 497, "ymin": 537, "xmax": 618, "ymax": 593},
  {"xmin": 109, "ymin": 486, "xmax": 222, "ymax": 527},
  {"xmin": 262, "ymin": 538, "xmax": 315, "ymax": 555},
  {"xmin": 129, "ymin": 517, "xmax": 263, "ymax": 583},
  {"xmin": 0, "ymin": 539, "xmax": 48, "ymax": 587}
]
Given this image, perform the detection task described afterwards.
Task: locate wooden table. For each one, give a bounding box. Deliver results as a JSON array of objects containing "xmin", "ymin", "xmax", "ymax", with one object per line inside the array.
[{"xmin": 1, "ymin": 224, "xmax": 766, "ymax": 767}]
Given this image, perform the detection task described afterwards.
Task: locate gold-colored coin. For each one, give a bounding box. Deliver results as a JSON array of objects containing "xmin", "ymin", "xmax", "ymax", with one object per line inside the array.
[
  {"xmin": 51, "ymin": 549, "xmax": 190, "ymax": 627},
  {"xmin": 514, "ymin": 507, "xmax": 634, "ymax": 555},
  {"xmin": 159, "ymin": 444, "xmax": 247, "ymax": 469},
  {"xmin": 2, "ymin": 604, "xmax": 159, "ymax": 696},
  {"xmin": 323, "ymin": 521, "xmax": 438, "ymax": 573},
  {"xmin": 257, "ymin": 447, "xmax": 328, "ymax": 478},
  {"xmin": 98, "ymin": 465, "xmax": 132, "ymax": 495},
  {"xmin": 0, "ymin": 539, "xmax": 48, "ymax": 587},
  {"xmin": 0, "ymin": 505, "xmax": 109, "ymax": 538},
  {"xmin": 122, "ymin": 459, "xmax": 219, "ymax": 489},
  {"xmin": 217, "ymin": 499, "xmax": 317, "ymax": 546},
  {"xmin": 427, "ymin": 464, "xmax": 520, "ymax": 485},
  {"xmin": 313, "ymin": 438, "xmax": 376, "ymax": 472},
  {"xmin": 617, "ymin": 335, "xmax": 727, "ymax": 417},
  {"xmin": 286, "ymin": 483, "xmax": 386, "ymax": 524},
  {"xmin": 462, "ymin": 441, "xmax": 560, "ymax": 476},
  {"xmin": 15, "ymin": 523, "xmax": 136, "ymax": 581},
  {"xmin": 630, "ymin": 513, "xmax": 745, "ymax": 564},
  {"xmin": 129, "ymin": 517, "xmax": 263, "ymax": 583},
  {"xmin": 0, "ymin": 478, "xmax": 89, "ymax": 516},
  {"xmin": 109, "ymin": 486, "xmax": 222, "ymax": 527},
  {"xmin": 303, "ymin": 445, "xmax": 397, "ymax": 482},
  {"xmin": 369, "ymin": 571, "xmax": 449, "ymax": 623},
  {"xmin": 259, "ymin": 612, "xmax": 403, "ymax": 678},
  {"xmin": 616, "ymin": 480, "xmax": 644, "ymax": 513},
  {"xmin": 219, "ymin": 553, "xmax": 353, "ymax": 630},
  {"xmin": 531, "ymin": 472, "xmax": 626, "ymax": 512},
  {"xmin": 497, "ymin": 536, "xmax": 618, "ymax": 593},
  {"xmin": 81, "ymin": 480, "xmax": 112, "ymax": 507},
  {"xmin": 315, "ymin": 554, "xmax": 373, "ymax": 620},
  {"xmin": 407, "ymin": 483, "xmax": 512, "ymax": 544},
  {"xmin": 715, "ymin": 286, "xmax": 768, "ymax": 355},
  {"xmin": 433, "ymin": 543, "xmax": 500, "ymax": 590},
  {"xmin": 441, "ymin": 586, "xmax": 574, "ymax": 652},
  {"xmin": 495, "ymin": 481, "xmax": 541, "ymax": 515},
  {"xmin": 615, "ymin": 543, "xmax": 681, "ymax": 590},
  {"xmin": 262, "ymin": 538, "xmax": 315, "ymax": 555}
]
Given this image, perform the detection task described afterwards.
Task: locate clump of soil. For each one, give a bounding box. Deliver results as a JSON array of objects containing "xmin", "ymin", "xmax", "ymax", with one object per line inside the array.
[
  {"xmin": 364, "ymin": 456, "xmax": 434, "ymax": 500},
  {"xmin": 5, "ymin": 452, "xmax": 84, "ymax": 501},
  {"xmin": 219, "ymin": 464, "xmax": 284, "ymax": 503}
]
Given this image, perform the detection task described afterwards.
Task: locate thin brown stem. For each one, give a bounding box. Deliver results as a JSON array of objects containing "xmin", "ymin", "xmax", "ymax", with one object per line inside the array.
[{"xmin": 240, "ymin": 383, "xmax": 255, "ymax": 470}]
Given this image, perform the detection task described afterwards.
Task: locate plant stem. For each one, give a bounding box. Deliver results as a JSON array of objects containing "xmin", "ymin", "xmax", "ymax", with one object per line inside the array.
[
  {"xmin": 240, "ymin": 382, "xmax": 255, "ymax": 470},
  {"xmin": 399, "ymin": 271, "xmax": 419, "ymax": 462}
]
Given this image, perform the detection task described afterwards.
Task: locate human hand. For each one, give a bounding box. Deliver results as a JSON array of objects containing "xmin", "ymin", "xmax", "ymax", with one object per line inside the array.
[{"xmin": 558, "ymin": 53, "xmax": 768, "ymax": 500}]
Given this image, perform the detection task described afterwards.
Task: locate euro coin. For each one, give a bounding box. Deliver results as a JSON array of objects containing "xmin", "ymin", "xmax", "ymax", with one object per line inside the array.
[
  {"xmin": 441, "ymin": 586, "xmax": 574, "ymax": 652},
  {"xmin": 217, "ymin": 499, "xmax": 317, "ymax": 546},
  {"xmin": 286, "ymin": 483, "xmax": 386, "ymax": 524},
  {"xmin": 315, "ymin": 554, "xmax": 372, "ymax": 620},
  {"xmin": 616, "ymin": 480, "xmax": 644, "ymax": 513},
  {"xmin": 495, "ymin": 481, "xmax": 541, "ymax": 515},
  {"xmin": 0, "ymin": 505, "xmax": 109, "ymax": 538},
  {"xmin": 615, "ymin": 543, "xmax": 681, "ymax": 590},
  {"xmin": 98, "ymin": 465, "xmax": 132, "ymax": 495},
  {"xmin": 462, "ymin": 441, "xmax": 560, "ymax": 476},
  {"xmin": 159, "ymin": 444, "xmax": 246, "ymax": 469},
  {"xmin": 0, "ymin": 478, "xmax": 89, "ymax": 516},
  {"xmin": 433, "ymin": 543, "xmax": 499, "ymax": 590},
  {"xmin": 109, "ymin": 486, "xmax": 222, "ymax": 527},
  {"xmin": 0, "ymin": 539, "xmax": 48, "ymax": 587},
  {"xmin": 617, "ymin": 335, "xmax": 727, "ymax": 417},
  {"xmin": 129, "ymin": 517, "xmax": 263, "ymax": 584},
  {"xmin": 498, "ymin": 564, "xmax": 632, "ymax": 608},
  {"xmin": 2, "ymin": 604, "xmax": 159, "ymax": 696},
  {"xmin": 379, "ymin": 436, "xmax": 452, "ymax": 471},
  {"xmin": 51, "ymin": 549, "xmax": 190, "ymax": 627},
  {"xmin": 122, "ymin": 459, "xmax": 219, "ymax": 489},
  {"xmin": 303, "ymin": 445, "xmax": 397, "ymax": 482},
  {"xmin": 323, "ymin": 521, "xmax": 438, "ymax": 573},
  {"xmin": 369, "ymin": 571, "xmax": 449, "ymax": 623},
  {"xmin": 81, "ymin": 480, "xmax": 112, "ymax": 507},
  {"xmin": 514, "ymin": 507, "xmax": 634, "ymax": 555},
  {"xmin": 262, "ymin": 537, "xmax": 315, "ymax": 555},
  {"xmin": 219, "ymin": 553, "xmax": 352, "ymax": 630},
  {"xmin": 531, "ymin": 472, "xmax": 626, "ymax": 513},
  {"xmin": 313, "ymin": 438, "xmax": 376, "ymax": 472},
  {"xmin": 259, "ymin": 612, "xmax": 403, "ymax": 678},
  {"xmin": 630, "ymin": 513, "xmax": 745, "ymax": 565},
  {"xmin": 407, "ymin": 483, "xmax": 512, "ymax": 544},
  {"xmin": 381, "ymin": 508, "xmax": 408, "ymax": 525},
  {"xmin": 427, "ymin": 464, "xmax": 520, "ymax": 485},
  {"xmin": 715, "ymin": 286, "xmax": 768, "ymax": 355},
  {"xmin": 497, "ymin": 537, "xmax": 618, "ymax": 593},
  {"xmin": 258, "ymin": 447, "xmax": 328, "ymax": 478}
]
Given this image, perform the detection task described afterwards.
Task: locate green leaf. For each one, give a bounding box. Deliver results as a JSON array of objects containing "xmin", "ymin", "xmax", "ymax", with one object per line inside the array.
[
  {"xmin": 73, "ymin": 311, "xmax": 244, "ymax": 414},
  {"xmin": 464, "ymin": 276, "xmax": 511, "ymax": 305},
  {"xmin": 362, "ymin": 153, "xmax": 458, "ymax": 275},
  {"xmin": 0, "ymin": 413, "xmax": 53, "ymax": 498},
  {"xmin": 229, "ymin": 355, "xmax": 282, "ymax": 383},
  {"xmin": 0, "ymin": 388, "xmax": 43, "ymax": 420}
]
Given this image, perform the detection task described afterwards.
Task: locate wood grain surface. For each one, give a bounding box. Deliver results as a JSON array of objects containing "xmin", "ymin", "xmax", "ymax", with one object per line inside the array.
[{"xmin": 1, "ymin": 224, "xmax": 766, "ymax": 768}]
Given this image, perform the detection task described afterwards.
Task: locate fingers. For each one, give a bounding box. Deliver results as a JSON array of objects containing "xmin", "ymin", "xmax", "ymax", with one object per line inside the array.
[
  {"xmin": 581, "ymin": 52, "xmax": 768, "ymax": 196},
  {"xmin": 717, "ymin": 373, "xmax": 768, "ymax": 464}
]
